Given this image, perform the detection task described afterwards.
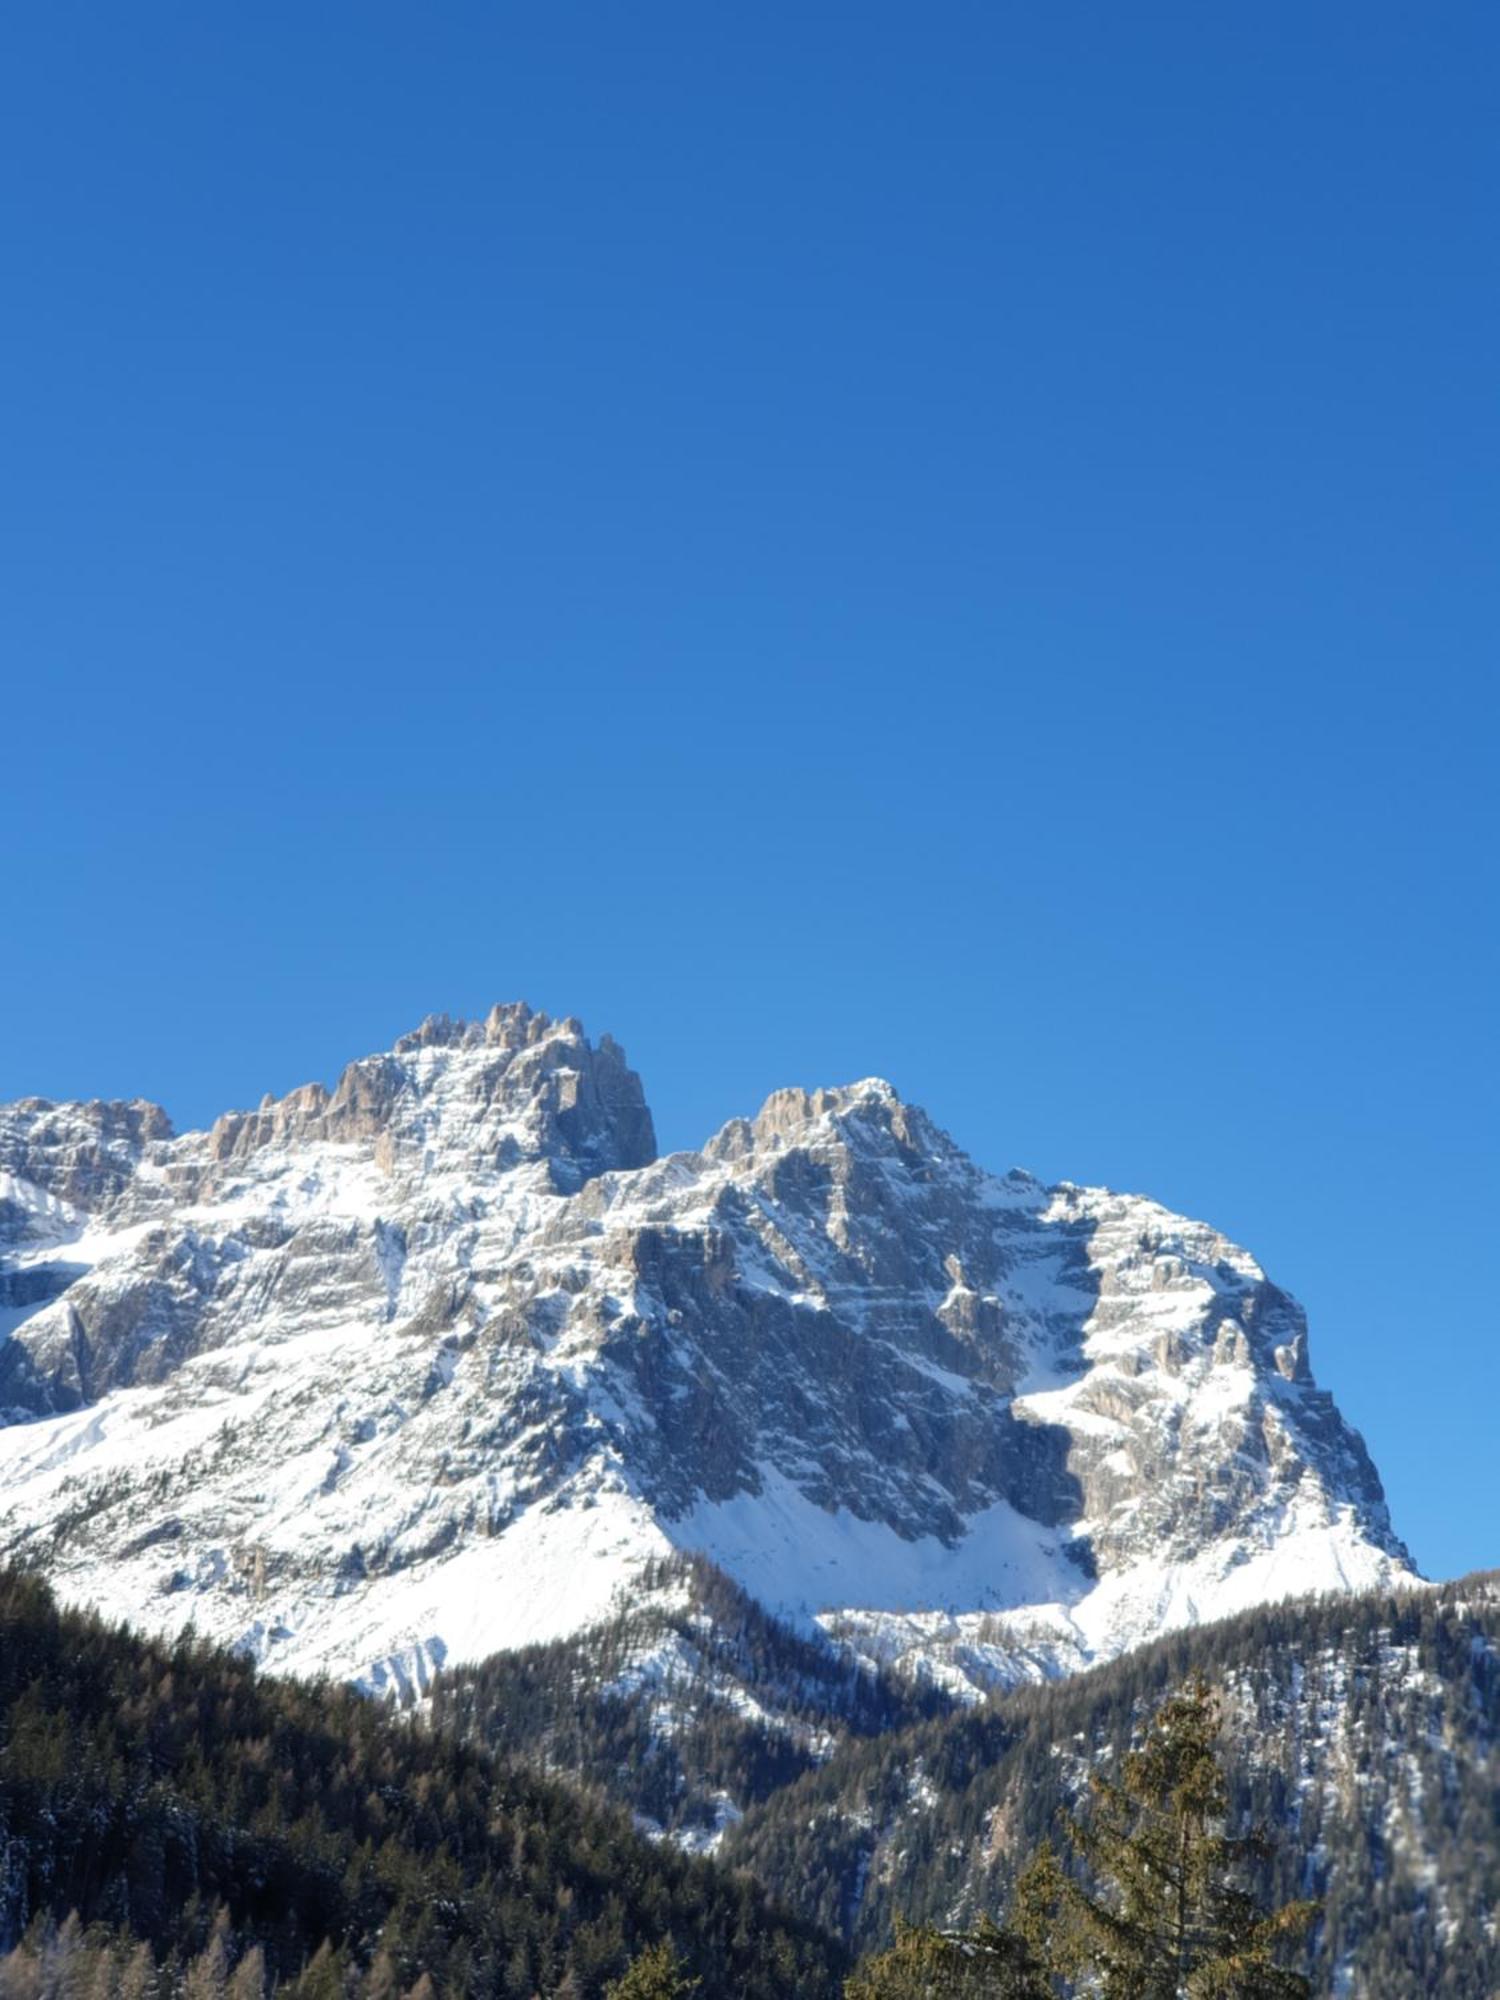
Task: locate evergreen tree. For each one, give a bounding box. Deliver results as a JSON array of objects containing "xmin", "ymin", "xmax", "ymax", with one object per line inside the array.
[
  {"xmin": 227, "ymin": 1945, "xmax": 267, "ymax": 2000},
  {"xmin": 844, "ymin": 1908, "xmax": 1053, "ymax": 1998},
  {"xmin": 287, "ymin": 1941, "xmax": 346, "ymax": 2000},
  {"xmin": 115, "ymin": 1943, "xmax": 157, "ymax": 2000},
  {"xmin": 843, "ymin": 1685, "xmax": 1315, "ymax": 2000},
  {"xmin": 183, "ymin": 1908, "xmax": 233, "ymax": 2000},
  {"xmin": 358, "ymin": 1950, "xmax": 399, "ymax": 2000},
  {"xmin": 1056, "ymin": 1679, "xmax": 1314, "ymax": 1998},
  {"xmin": 603, "ymin": 1940, "xmax": 699, "ymax": 1999}
]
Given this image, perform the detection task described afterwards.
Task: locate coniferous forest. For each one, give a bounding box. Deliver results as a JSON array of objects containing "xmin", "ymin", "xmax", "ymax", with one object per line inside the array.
[
  {"xmin": 0, "ymin": 1570, "xmax": 844, "ymax": 1998},
  {"xmin": 726, "ymin": 1575, "xmax": 1500, "ymax": 1997},
  {"xmin": 429, "ymin": 1557, "xmax": 954, "ymax": 1846},
  {"xmin": 427, "ymin": 1559, "xmax": 1500, "ymax": 1995},
  {"xmin": 2, "ymin": 1566, "xmax": 1496, "ymax": 1995}
]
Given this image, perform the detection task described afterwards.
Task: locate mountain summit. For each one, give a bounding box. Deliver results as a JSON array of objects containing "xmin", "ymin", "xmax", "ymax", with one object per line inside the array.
[{"xmin": 0, "ymin": 1007, "xmax": 1411, "ymax": 1696}]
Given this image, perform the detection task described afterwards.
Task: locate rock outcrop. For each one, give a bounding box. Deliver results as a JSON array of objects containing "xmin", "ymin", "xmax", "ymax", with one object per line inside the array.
[{"xmin": 0, "ymin": 1006, "xmax": 1411, "ymax": 1697}]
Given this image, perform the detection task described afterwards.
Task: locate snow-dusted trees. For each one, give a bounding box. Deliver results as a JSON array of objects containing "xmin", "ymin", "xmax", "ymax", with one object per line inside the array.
[{"xmin": 844, "ymin": 1680, "xmax": 1314, "ymax": 1999}]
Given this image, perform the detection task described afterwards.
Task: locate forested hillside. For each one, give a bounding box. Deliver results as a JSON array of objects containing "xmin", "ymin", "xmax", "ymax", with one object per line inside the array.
[
  {"xmin": 0, "ymin": 1570, "xmax": 846, "ymax": 1998},
  {"xmin": 432, "ymin": 1557, "xmax": 1500, "ymax": 1997},
  {"xmin": 3, "ymin": 1557, "xmax": 1494, "ymax": 1996},
  {"xmin": 431, "ymin": 1555, "xmax": 953, "ymax": 1845},
  {"xmin": 725, "ymin": 1575, "xmax": 1500, "ymax": 1997}
]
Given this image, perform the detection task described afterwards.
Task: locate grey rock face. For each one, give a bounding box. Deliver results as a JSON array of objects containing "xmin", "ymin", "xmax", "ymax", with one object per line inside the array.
[
  {"xmin": 0, "ymin": 1097, "xmax": 173, "ymax": 1217},
  {"xmin": 204, "ymin": 1003, "xmax": 656, "ymax": 1187},
  {"xmin": 0, "ymin": 1008, "xmax": 1412, "ymax": 1695}
]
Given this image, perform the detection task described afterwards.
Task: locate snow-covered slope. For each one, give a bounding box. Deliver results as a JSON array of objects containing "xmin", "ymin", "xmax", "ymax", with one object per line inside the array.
[{"xmin": 0, "ymin": 1005, "xmax": 1413, "ymax": 1695}]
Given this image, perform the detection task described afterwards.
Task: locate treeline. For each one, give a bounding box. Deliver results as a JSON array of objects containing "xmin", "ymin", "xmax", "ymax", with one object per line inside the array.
[
  {"xmin": 726, "ymin": 1575, "xmax": 1500, "ymax": 1997},
  {"xmin": 0, "ymin": 1570, "xmax": 846, "ymax": 1997},
  {"xmin": 431, "ymin": 1555, "xmax": 951, "ymax": 1841}
]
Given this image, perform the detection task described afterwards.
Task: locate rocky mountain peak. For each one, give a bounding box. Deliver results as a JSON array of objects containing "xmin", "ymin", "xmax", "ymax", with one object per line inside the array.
[
  {"xmin": 0, "ymin": 1005, "xmax": 1412, "ymax": 1701},
  {"xmin": 752, "ymin": 1077, "xmax": 903, "ymax": 1141},
  {"xmin": 203, "ymin": 1005, "xmax": 656, "ymax": 1188},
  {"xmin": 704, "ymin": 1075, "xmax": 943, "ymax": 1171},
  {"xmin": 391, "ymin": 1000, "xmax": 562, "ymax": 1055}
]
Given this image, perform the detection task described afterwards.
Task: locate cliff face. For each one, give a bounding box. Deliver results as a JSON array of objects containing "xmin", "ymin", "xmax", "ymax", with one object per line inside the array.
[{"xmin": 0, "ymin": 1005, "xmax": 1410, "ymax": 1696}]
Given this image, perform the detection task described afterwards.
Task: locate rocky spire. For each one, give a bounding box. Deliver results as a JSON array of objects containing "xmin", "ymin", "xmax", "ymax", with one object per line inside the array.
[{"xmin": 204, "ymin": 1005, "xmax": 656, "ymax": 1185}]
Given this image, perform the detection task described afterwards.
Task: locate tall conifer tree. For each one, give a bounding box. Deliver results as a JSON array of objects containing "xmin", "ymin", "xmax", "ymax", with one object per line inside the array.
[{"xmin": 1055, "ymin": 1678, "xmax": 1314, "ymax": 1998}]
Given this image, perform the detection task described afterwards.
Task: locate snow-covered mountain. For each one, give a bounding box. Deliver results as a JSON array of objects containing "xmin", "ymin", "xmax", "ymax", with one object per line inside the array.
[{"xmin": 0, "ymin": 1004, "xmax": 1413, "ymax": 1697}]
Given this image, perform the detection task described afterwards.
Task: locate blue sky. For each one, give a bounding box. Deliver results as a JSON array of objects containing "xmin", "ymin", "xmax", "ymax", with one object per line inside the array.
[{"xmin": 2, "ymin": 5, "xmax": 1494, "ymax": 1580}]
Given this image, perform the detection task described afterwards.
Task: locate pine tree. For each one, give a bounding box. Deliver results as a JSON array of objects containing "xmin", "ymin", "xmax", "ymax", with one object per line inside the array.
[
  {"xmin": 0, "ymin": 1942, "xmax": 42, "ymax": 2000},
  {"xmin": 1056, "ymin": 1678, "xmax": 1315, "ymax": 1999},
  {"xmin": 844, "ymin": 1909, "xmax": 1053, "ymax": 1997},
  {"xmin": 183, "ymin": 1908, "xmax": 232, "ymax": 2000},
  {"xmin": 115, "ymin": 1942, "xmax": 156, "ymax": 2000},
  {"xmin": 227, "ymin": 1944, "xmax": 267, "ymax": 2000},
  {"xmin": 359, "ymin": 1950, "xmax": 400, "ymax": 2000},
  {"xmin": 603, "ymin": 1940, "xmax": 700, "ymax": 1999},
  {"xmin": 289, "ymin": 1941, "xmax": 347, "ymax": 2000}
]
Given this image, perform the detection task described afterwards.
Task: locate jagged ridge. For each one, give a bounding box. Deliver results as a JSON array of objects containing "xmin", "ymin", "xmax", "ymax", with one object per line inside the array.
[{"xmin": 0, "ymin": 1004, "xmax": 1412, "ymax": 1697}]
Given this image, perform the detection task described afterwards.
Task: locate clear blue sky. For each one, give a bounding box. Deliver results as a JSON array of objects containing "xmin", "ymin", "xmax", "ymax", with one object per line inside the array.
[{"xmin": 2, "ymin": 6, "xmax": 1494, "ymax": 1580}]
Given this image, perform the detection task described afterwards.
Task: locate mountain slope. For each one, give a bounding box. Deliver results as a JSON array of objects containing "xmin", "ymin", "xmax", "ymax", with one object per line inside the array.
[
  {"xmin": 723, "ymin": 1572, "xmax": 1500, "ymax": 1998},
  {"xmin": 0, "ymin": 1004, "xmax": 1411, "ymax": 1695},
  {"xmin": 0, "ymin": 1566, "xmax": 847, "ymax": 1996},
  {"xmin": 430, "ymin": 1553, "xmax": 958, "ymax": 1850}
]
